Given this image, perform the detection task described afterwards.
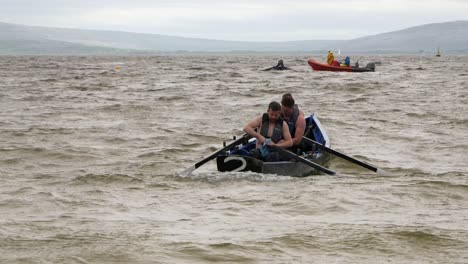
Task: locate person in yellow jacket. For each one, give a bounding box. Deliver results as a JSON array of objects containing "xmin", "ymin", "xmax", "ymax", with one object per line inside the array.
[{"xmin": 327, "ymin": 51, "xmax": 334, "ymax": 65}]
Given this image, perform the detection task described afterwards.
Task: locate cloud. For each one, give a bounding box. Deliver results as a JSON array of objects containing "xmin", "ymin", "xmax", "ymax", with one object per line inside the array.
[{"xmin": 1, "ymin": 0, "xmax": 468, "ymax": 40}]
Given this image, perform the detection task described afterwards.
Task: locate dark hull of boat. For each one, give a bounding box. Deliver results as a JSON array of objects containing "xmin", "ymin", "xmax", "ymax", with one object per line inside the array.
[
  {"xmin": 217, "ymin": 152, "xmax": 331, "ymax": 177},
  {"xmin": 308, "ymin": 59, "xmax": 374, "ymax": 72},
  {"xmin": 216, "ymin": 114, "xmax": 331, "ymax": 177}
]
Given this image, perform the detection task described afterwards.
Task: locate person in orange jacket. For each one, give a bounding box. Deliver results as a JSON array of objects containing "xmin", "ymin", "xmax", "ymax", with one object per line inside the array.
[{"xmin": 327, "ymin": 51, "xmax": 334, "ymax": 65}]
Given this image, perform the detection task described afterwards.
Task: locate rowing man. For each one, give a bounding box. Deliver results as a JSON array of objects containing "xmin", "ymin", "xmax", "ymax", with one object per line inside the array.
[
  {"xmin": 243, "ymin": 101, "xmax": 293, "ymax": 161},
  {"xmin": 281, "ymin": 93, "xmax": 306, "ymax": 147}
]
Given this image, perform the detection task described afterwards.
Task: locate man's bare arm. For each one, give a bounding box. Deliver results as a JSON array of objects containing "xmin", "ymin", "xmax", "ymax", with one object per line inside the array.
[
  {"xmin": 243, "ymin": 116, "xmax": 265, "ymax": 145},
  {"xmin": 269, "ymin": 122, "xmax": 293, "ymax": 148},
  {"xmin": 292, "ymin": 111, "xmax": 306, "ymax": 145}
]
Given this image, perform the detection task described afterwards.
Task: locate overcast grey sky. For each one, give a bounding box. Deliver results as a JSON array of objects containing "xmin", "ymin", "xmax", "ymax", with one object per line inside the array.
[{"xmin": 1, "ymin": 0, "xmax": 467, "ymax": 41}]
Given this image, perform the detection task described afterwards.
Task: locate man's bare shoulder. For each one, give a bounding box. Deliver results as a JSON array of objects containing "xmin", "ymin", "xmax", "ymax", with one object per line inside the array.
[
  {"xmin": 246, "ymin": 114, "xmax": 263, "ymax": 126},
  {"xmin": 298, "ymin": 108, "xmax": 305, "ymax": 117}
]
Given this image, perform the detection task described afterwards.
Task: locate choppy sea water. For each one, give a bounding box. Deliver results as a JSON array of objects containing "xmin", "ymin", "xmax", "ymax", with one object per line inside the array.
[{"xmin": 0, "ymin": 54, "xmax": 467, "ymax": 263}]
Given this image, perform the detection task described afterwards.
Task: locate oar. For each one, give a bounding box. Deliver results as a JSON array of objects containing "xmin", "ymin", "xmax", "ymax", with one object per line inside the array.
[
  {"xmin": 272, "ymin": 146, "xmax": 336, "ymax": 175},
  {"xmin": 181, "ymin": 134, "xmax": 252, "ymax": 175},
  {"xmin": 301, "ymin": 137, "xmax": 388, "ymax": 175}
]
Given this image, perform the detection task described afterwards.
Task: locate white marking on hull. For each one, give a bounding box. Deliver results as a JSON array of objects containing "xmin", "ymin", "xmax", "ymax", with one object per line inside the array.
[{"xmin": 224, "ymin": 156, "xmax": 247, "ymax": 172}]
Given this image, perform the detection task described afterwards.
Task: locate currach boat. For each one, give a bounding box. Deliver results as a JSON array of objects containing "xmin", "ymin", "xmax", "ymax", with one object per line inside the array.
[{"xmin": 216, "ymin": 114, "xmax": 332, "ymax": 177}]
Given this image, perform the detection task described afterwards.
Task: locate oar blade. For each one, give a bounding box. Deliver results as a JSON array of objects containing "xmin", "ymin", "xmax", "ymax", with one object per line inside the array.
[
  {"xmin": 376, "ymin": 168, "xmax": 391, "ymax": 176},
  {"xmin": 180, "ymin": 165, "xmax": 196, "ymax": 176}
]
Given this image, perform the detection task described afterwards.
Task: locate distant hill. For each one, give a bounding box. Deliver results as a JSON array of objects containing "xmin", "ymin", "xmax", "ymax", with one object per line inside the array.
[
  {"xmin": 340, "ymin": 21, "xmax": 468, "ymax": 53},
  {"xmin": 0, "ymin": 39, "xmax": 137, "ymax": 55},
  {"xmin": 1, "ymin": 21, "xmax": 467, "ymax": 54},
  {"xmin": 0, "ymin": 21, "xmax": 340, "ymax": 54}
]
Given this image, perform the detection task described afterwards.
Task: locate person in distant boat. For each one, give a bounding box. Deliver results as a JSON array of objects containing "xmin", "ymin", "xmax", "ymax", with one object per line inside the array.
[
  {"xmin": 342, "ymin": 56, "xmax": 351, "ymax": 67},
  {"xmin": 263, "ymin": 59, "xmax": 291, "ymax": 71},
  {"xmin": 243, "ymin": 101, "xmax": 293, "ymax": 161},
  {"xmin": 274, "ymin": 59, "xmax": 289, "ymax": 70},
  {"xmin": 281, "ymin": 93, "xmax": 306, "ymax": 147},
  {"xmin": 327, "ymin": 51, "xmax": 334, "ymax": 65}
]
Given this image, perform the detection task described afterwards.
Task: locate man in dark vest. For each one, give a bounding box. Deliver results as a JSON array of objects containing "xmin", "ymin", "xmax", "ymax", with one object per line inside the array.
[
  {"xmin": 281, "ymin": 93, "xmax": 306, "ymax": 147},
  {"xmin": 243, "ymin": 101, "xmax": 293, "ymax": 161}
]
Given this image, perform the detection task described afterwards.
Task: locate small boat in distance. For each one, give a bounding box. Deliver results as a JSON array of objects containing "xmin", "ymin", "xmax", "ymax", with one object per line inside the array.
[
  {"xmin": 436, "ymin": 47, "xmax": 441, "ymax": 57},
  {"xmin": 308, "ymin": 59, "xmax": 375, "ymax": 72}
]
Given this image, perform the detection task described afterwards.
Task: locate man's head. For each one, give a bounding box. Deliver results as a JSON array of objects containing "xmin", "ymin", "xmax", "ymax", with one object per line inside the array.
[
  {"xmin": 267, "ymin": 101, "xmax": 282, "ymax": 121},
  {"xmin": 281, "ymin": 93, "xmax": 295, "ymax": 116}
]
